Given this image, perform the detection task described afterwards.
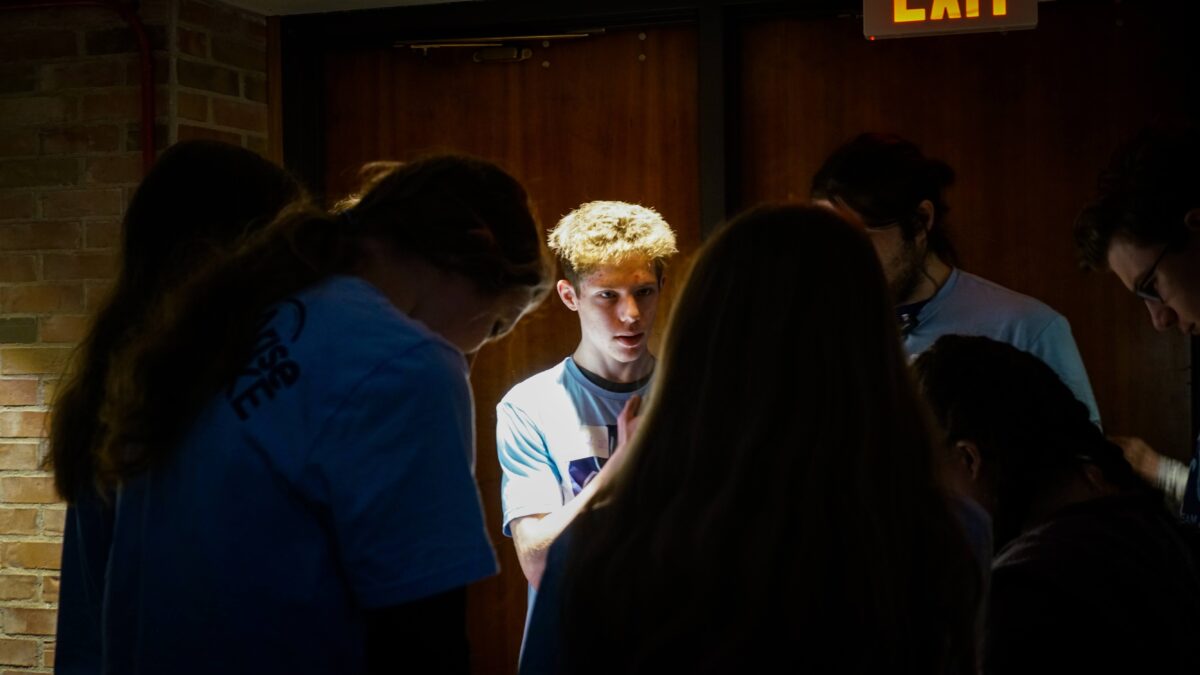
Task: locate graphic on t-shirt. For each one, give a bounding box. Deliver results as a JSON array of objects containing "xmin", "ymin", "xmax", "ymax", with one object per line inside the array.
[
  {"xmin": 227, "ymin": 298, "xmax": 306, "ymax": 421},
  {"xmin": 566, "ymin": 424, "xmax": 618, "ymax": 496}
]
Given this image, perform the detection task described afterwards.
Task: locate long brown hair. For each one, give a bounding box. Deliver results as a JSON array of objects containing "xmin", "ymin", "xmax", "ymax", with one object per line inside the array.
[
  {"xmin": 93, "ymin": 154, "xmax": 551, "ymax": 490},
  {"xmin": 50, "ymin": 140, "xmax": 303, "ymax": 503},
  {"xmin": 560, "ymin": 205, "xmax": 980, "ymax": 674}
]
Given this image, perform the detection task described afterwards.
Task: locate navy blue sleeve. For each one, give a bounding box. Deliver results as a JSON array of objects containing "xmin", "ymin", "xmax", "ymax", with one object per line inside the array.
[
  {"xmin": 519, "ymin": 525, "xmax": 573, "ymax": 675},
  {"xmin": 54, "ymin": 493, "xmax": 113, "ymax": 675}
]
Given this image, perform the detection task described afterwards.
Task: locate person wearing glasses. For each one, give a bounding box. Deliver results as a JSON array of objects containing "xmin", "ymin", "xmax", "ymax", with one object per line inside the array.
[
  {"xmin": 1075, "ymin": 126, "xmax": 1200, "ymax": 523},
  {"xmin": 812, "ymin": 132, "xmax": 1100, "ymax": 425}
]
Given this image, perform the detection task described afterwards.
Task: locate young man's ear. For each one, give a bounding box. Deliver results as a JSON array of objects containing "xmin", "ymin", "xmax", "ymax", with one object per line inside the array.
[
  {"xmin": 954, "ymin": 439, "xmax": 983, "ymax": 482},
  {"xmin": 556, "ymin": 279, "xmax": 580, "ymax": 312},
  {"xmin": 1184, "ymin": 207, "xmax": 1200, "ymax": 232},
  {"xmin": 914, "ymin": 199, "xmax": 936, "ymax": 241}
]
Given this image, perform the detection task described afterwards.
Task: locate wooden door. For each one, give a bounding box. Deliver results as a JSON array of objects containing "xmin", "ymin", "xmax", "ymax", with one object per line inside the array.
[
  {"xmin": 322, "ymin": 26, "xmax": 699, "ymax": 673},
  {"xmin": 739, "ymin": 0, "xmax": 1197, "ymax": 456}
]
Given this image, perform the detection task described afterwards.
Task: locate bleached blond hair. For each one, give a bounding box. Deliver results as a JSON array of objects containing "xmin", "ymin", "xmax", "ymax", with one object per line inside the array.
[{"xmin": 547, "ymin": 200, "xmax": 678, "ymax": 284}]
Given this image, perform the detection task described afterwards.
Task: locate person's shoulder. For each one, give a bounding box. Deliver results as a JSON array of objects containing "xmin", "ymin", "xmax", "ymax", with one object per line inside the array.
[
  {"xmin": 500, "ymin": 358, "xmax": 572, "ymax": 408},
  {"xmin": 292, "ymin": 275, "xmax": 464, "ymax": 376},
  {"xmin": 950, "ymin": 267, "xmax": 1056, "ymax": 314},
  {"xmin": 941, "ymin": 270, "xmax": 1063, "ymax": 340}
]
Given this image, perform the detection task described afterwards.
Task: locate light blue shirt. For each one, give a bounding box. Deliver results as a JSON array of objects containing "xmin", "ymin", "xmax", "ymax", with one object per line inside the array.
[
  {"xmin": 497, "ymin": 357, "xmax": 649, "ymax": 536},
  {"xmin": 905, "ymin": 268, "xmax": 1101, "ymax": 426}
]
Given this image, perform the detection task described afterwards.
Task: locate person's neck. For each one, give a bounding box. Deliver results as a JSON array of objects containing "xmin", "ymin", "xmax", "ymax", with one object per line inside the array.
[
  {"xmin": 572, "ymin": 343, "xmax": 655, "ymax": 383},
  {"xmin": 1023, "ymin": 467, "xmax": 1124, "ymax": 530},
  {"xmin": 897, "ymin": 254, "xmax": 952, "ymax": 306}
]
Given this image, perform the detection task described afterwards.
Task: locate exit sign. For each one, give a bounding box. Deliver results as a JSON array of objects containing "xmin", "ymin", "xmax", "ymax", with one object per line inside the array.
[{"xmin": 864, "ymin": 0, "xmax": 1037, "ymax": 39}]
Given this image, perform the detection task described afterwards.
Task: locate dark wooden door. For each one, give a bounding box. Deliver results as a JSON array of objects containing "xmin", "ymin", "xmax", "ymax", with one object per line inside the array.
[
  {"xmin": 739, "ymin": 0, "xmax": 1196, "ymax": 456},
  {"xmin": 322, "ymin": 26, "xmax": 700, "ymax": 673}
]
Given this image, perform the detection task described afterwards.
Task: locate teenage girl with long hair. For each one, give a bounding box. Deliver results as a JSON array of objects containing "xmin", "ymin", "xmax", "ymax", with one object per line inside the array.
[
  {"xmin": 56, "ymin": 153, "xmax": 551, "ymax": 674},
  {"xmin": 522, "ymin": 205, "xmax": 982, "ymax": 675}
]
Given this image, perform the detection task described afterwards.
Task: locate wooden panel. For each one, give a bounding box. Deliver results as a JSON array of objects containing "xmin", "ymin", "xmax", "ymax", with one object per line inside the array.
[
  {"xmin": 323, "ymin": 27, "xmax": 699, "ymax": 674},
  {"xmin": 740, "ymin": 1, "xmax": 1196, "ymax": 458}
]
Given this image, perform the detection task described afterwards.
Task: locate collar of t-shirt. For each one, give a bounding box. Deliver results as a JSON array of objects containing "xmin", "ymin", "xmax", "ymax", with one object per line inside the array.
[
  {"xmin": 896, "ymin": 267, "xmax": 960, "ymax": 334},
  {"xmin": 574, "ymin": 362, "xmax": 653, "ymax": 393}
]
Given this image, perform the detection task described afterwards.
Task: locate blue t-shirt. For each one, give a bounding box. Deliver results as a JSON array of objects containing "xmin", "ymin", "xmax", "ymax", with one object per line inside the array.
[
  {"xmin": 905, "ymin": 268, "xmax": 1101, "ymax": 426},
  {"xmin": 57, "ymin": 275, "xmax": 497, "ymax": 674},
  {"xmin": 497, "ymin": 357, "xmax": 649, "ymax": 536}
]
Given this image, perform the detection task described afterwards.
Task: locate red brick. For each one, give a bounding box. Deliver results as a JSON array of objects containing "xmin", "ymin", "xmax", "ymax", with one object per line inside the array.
[
  {"xmin": 0, "ymin": 64, "xmax": 37, "ymax": 95},
  {"xmin": 0, "ymin": 509, "xmax": 39, "ymax": 535},
  {"xmin": 0, "ymin": 576, "xmax": 37, "ymax": 601},
  {"xmin": 211, "ymin": 99, "xmax": 266, "ymax": 133},
  {"xmin": 5, "ymin": 6, "xmax": 115, "ymax": 29},
  {"xmin": 0, "ymin": 318, "xmax": 36, "ymax": 344},
  {"xmin": 1, "ymin": 607, "xmax": 57, "ymax": 635},
  {"xmin": 0, "ymin": 194, "xmax": 36, "ymax": 220},
  {"xmin": 0, "ymin": 131, "xmax": 38, "ymax": 158},
  {"xmin": 42, "ymin": 60, "xmax": 123, "ymax": 90},
  {"xmin": 0, "ymin": 411, "xmax": 47, "ymax": 439},
  {"xmin": 84, "ymin": 220, "xmax": 120, "ymax": 249},
  {"xmin": 85, "ymin": 154, "xmax": 141, "ymax": 185},
  {"xmin": 38, "ymin": 315, "xmax": 90, "ymax": 343},
  {"xmin": 0, "ymin": 98, "xmax": 71, "ymax": 127},
  {"xmin": 0, "ymin": 159, "xmax": 79, "ymax": 190},
  {"xmin": 212, "ymin": 37, "xmax": 266, "ymax": 71},
  {"xmin": 40, "ymin": 576, "xmax": 59, "ymax": 603},
  {"xmin": 41, "ymin": 189, "xmax": 123, "ymax": 218},
  {"xmin": 179, "ymin": 0, "xmax": 215, "ymax": 28},
  {"xmin": 84, "ymin": 280, "xmax": 113, "ymax": 310},
  {"xmin": 125, "ymin": 51, "xmax": 170, "ymax": 86},
  {"xmin": 0, "ymin": 477, "xmax": 58, "ymax": 505},
  {"xmin": 39, "ymin": 124, "xmax": 121, "ymax": 155},
  {"xmin": 243, "ymin": 15, "xmax": 268, "ymax": 42},
  {"xmin": 246, "ymin": 135, "xmax": 267, "ymax": 157},
  {"xmin": 243, "ymin": 74, "xmax": 267, "ymax": 104},
  {"xmin": 180, "ymin": 0, "xmax": 240, "ymax": 33},
  {"xmin": 125, "ymin": 121, "xmax": 169, "ymax": 152},
  {"xmin": 0, "ymin": 31, "xmax": 77, "ymax": 62},
  {"xmin": 178, "ymin": 26, "xmax": 209, "ymax": 58},
  {"xmin": 0, "ymin": 284, "xmax": 83, "ymax": 313},
  {"xmin": 0, "ymin": 381, "xmax": 38, "ymax": 406},
  {"xmin": 43, "ymin": 252, "xmax": 117, "ymax": 280},
  {"xmin": 178, "ymin": 91, "xmax": 209, "ymax": 122},
  {"xmin": 0, "ymin": 348, "xmax": 72, "ymax": 376},
  {"xmin": 41, "ymin": 509, "xmax": 65, "ymax": 536},
  {"xmin": 81, "ymin": 89, "xmax": 139, "ymax": 121},
  {"xmin": 0, "ymin": 256, "xmax": 37, "ymax": 283},
  {"xmin": 177, "ymin": 59, "xmax": 239, "ymax": 96},
  {"xmin": 177, "ymin": 124, "xmax": 242, "ymax": 146},
  {"xmin": 85, "ymin": 26, "xmax": 168, "ymax": 55},
  {"xmin": 0, "ymin": 222, "xmax": 80, "ymax": 250},
  {"xmin": 0, "ymin": 443, "xmax": 38, "ymax": 470},
  {"xmin": 0, "ymin": 637, "xmax": 38, "ymax": 667},
  {"xmin": 41, "ymin": 379, "xmax": 59, "ymax": 404}
]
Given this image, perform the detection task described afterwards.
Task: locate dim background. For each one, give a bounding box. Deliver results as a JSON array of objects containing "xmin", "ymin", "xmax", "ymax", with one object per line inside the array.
[{"xmin": 0, "ymin": 0, "xmax": 1195, "ymax": 672}]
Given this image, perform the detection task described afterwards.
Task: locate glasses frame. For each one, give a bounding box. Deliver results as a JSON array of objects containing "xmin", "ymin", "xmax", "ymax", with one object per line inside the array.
[{"xmin": 1134, "ymin": 244, "xmax": 1173, "ymax": 303}]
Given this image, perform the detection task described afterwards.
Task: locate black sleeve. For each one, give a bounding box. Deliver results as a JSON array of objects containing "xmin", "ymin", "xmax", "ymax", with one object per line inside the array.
[{"xmin": 364, "ymin": 586, "xmax": 469, "ymax": 675}]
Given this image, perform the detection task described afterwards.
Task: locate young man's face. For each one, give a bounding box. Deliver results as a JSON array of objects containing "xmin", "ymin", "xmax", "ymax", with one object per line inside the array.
[
  {"xmin": 1106, "ymin": 218, "xmax": 1200, "ymax": 335},
  {"xmin": 814, "ymin": 199, "xmax": 926, "ymax": 304},
  {"xmin": 558, "ymin": 257, "xmax": 661, "ymax": 373}
]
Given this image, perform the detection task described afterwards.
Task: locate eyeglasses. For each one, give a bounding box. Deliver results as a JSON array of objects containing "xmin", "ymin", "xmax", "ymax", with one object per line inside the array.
[{"xmin": 1134, "ymin": 245, "xmax": 1172, "ymax": 303}]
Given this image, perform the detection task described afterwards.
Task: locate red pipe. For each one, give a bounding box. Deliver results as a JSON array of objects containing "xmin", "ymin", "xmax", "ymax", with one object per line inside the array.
[{"xmin": 2, "ymin": 0, "xmax": 156, "ymax": 175}]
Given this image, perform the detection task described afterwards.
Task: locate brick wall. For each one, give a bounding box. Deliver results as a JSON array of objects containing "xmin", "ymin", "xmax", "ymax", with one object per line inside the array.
[{"xmin": 0, "ymin": 1, "xmax": 270, "ymax": 671}]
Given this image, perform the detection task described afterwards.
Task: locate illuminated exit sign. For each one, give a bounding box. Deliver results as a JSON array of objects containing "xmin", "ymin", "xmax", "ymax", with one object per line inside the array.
[{"xmin": 864, "ymin": 0, "xmax": 1038, "ymax": 39}]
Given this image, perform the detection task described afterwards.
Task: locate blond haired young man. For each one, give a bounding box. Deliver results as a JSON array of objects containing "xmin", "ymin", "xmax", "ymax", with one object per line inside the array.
[{"xmin": 498, "ymin": 201, "xmax": 677, "ymax": 589}]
